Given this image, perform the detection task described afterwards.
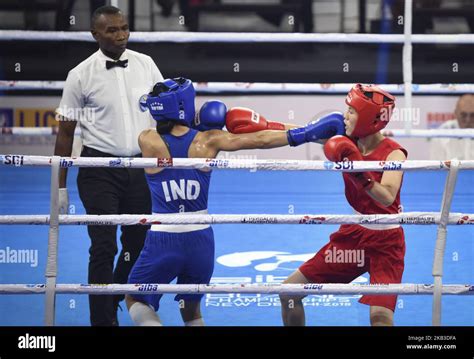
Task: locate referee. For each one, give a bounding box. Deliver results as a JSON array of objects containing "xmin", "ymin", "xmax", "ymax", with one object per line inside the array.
[{"xmin": 54, "ymin": 6, "xmax": 164, "ymax": 326}]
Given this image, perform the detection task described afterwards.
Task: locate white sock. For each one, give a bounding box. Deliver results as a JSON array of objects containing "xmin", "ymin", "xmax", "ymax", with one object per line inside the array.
[
  {"xmin": 185, "ymin": 317, "xmax": 205, "ymax": 326},
  {"xmin": 129, "ymin": 302, "xmax": 163, "ymax": 326}
]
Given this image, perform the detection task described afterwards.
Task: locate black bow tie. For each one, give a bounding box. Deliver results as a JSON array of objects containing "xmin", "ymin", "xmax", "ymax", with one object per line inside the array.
[{"xmin": 106, "ymin": 59, "xmax": 128, "ymax": 70}]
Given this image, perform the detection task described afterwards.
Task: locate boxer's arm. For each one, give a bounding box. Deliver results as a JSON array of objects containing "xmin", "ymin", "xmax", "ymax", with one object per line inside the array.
[
  {"xmin": 54, "ymin": 116, "xmax": 77, "ymax": 188},
  {"xmin": 138, "ymin": 129, "xmax": 169, "ymax": 175},
  {"xmin": 366, "ymin": 149, "xmax": 406, "ymax": 207},
  {"xmin": 55, "ymin": 70, "xmax": 82, "ymax": 188},
  {"xmin": 205, "ymin": 129, "xmax": 289, "ymax": 154},
  {"xmin": 138, "ymin": 129, "xmax": 156, "ymax": 158}
]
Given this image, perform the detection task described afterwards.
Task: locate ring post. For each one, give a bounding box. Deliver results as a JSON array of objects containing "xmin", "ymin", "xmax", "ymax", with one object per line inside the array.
[
  {"xmin": 432, "ymin": 160, "xmax": 460, "ymax": 326},
  {"xmin": 403, "ymin": 0, "xmax": 413, "ymax": 134},
  {"xmin": 44, "ymin": 155, "xmax": 60, "ymax": 326}
]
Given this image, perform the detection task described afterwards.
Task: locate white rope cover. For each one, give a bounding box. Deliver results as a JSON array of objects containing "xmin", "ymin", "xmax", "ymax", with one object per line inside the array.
[
  {"xmin": 2, "ymin": 127, "xmax": 474, "ymax": 139},
  {"xmin": 381, "ymin": 129, "xmax": 474, "ymax": 138},
  {"xmin": 1, "ymin": 127, "xmax": 63, "ymax": 136},
  {"xmin": 1, "ymin": 80, "xmax": 473, "ymax": 94},
  {"xmin": 0, "ymin": 212, "xmax": 472, "ymax": 226},
  {"xmin": 0, "ymin": 283, "xmax": 471, "ymax": 295},
  {"xmin": 1, "ymin": 31, "xmax": 473, "ymax": 44},
  {"xmin": 1, "ymin": 155, "xmax": 474, "ymax": 171}
]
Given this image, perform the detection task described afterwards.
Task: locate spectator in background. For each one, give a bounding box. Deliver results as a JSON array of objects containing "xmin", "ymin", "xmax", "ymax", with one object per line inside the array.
[
  {"xmin": 391, "ymin": 0, "xmax": 441, "ymax": 33},
  {"xmin": 156, "ymin": 0, "xmax": 176, "ymax": 17},
  {"xmin": 430, "ymin": 94, "xmax": 474, "ymax": 160},
  {"xmin": 258, "ymin": 0, "xmax": 313, "ymax": 32},
  {"xmin": 391, "ymin": 0, "xmax": 474, "ymax": 33}
]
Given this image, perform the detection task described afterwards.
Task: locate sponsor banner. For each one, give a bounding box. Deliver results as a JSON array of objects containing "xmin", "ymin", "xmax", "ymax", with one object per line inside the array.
[
  {"xmin": 14, "ymin": 108, "xmax": 58, "ymax": 127},
  {"xmin": 299, "ymin": 216, "xmax": 326, "ymax": 224},
  {"xmin": 379, "ymin": 161, "xmax": 403, "ymax": 170},
  {"xmin": 0, "ymin": 108, "xmax": 14, "ymax": 126},
  {"xmin": 399, "ymin": 216, "xmax": 436, "ymax": 224},
  {"xmin": 241, "ymin": 217, "xmax": 278, "ymax": 224},
  {"xmin": 157, "ymin": 158, "xmax": 173, "ymax": 167},
  {"xmin": 136, "ymin": 284, "xmax": 160, "ymax": 292},
  {"xmin": 206, "ymin": 158, "xmax": 230, "ymax": 168},
  {"xmin": 0, "ymin": 155, "xmax": 25, "ymax": 166},
  {"xmin": 457, "ymin": 216, "xmax": 474, "ymax": 225}
]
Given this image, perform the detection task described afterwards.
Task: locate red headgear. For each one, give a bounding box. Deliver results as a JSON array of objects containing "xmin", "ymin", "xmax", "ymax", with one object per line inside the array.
[{"xmin": 345, "ymin": 84, "xmax": 395, "ymax": 138}]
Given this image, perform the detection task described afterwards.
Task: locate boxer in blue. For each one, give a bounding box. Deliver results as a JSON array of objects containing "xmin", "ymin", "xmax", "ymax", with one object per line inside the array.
[{"xmin": 126, "ymin": 77, "xmax": 346, "ymax": 326}]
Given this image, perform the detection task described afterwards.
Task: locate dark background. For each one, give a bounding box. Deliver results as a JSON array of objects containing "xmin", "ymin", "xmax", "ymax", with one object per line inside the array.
[{"xmin": 1, "ymin": 41, "xmax": 473, "ymax": 84}]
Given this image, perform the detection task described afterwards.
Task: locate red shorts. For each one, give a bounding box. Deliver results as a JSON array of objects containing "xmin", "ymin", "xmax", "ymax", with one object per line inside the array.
[{"xmin": 300, "ymin": 224, "xmax": 405, "ymax": 312}]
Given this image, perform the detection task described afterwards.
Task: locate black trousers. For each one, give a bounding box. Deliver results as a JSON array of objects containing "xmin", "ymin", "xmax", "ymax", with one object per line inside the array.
[{"xmin": 77, "ymin": 146, "xmax": 151, "ymax": 326}]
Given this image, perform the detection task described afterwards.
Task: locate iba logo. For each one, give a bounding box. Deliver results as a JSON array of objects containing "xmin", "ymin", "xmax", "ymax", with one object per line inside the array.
[
  {"xmin": 216, "ymin": 251, "xmax": 313, "ymax": 272},
  {"xmin": 215, "ymin": 250, "xmax": 368, "ymax": 284},
  {"xmin": 216, "ymin": 251, "xmax": 368, "ymax": 284},
  {"xmin": 207, "ymin": 251, "xmax": 367, "ymax": 309}
]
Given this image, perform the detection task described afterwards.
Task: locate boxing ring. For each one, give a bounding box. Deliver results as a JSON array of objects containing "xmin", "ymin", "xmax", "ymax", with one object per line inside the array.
[
  {"xmin": 0, "ymin": 155, "xmax": 473, "ymax": 326},
  {"xmin": 1, "ymin": 0, "xmax": 474, "ymax": 327}
]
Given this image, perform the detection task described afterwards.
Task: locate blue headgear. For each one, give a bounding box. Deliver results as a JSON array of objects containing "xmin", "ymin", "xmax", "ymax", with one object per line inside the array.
[{"xmin": 139, "ymin": 77, "xmax": 195, "ymax": 127}]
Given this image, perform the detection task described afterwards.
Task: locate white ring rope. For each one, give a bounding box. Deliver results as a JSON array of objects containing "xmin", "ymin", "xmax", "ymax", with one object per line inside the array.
[
  {"xmin": 2, "ymin": 80, "xmax": 473, "ymax": 94},
  {"xmin": 1, "ymin": 31, "xmax": 473, "ymax": 44},
  {"xmin": 0, "ymin": 212, "xmax": 472, "ymax": 226},
  {"xmin": 0, "ymin": 283, "xmax": 471, "ymax": 295},
  {"xmin": 380, "ymin": 129, "xmax": 474, "ymax": 139},
  {"xmin": 403, "ymin": 0, "xmax": 413, "ymax": 133},
  {"xmin": 2, "ymin": 127, "xmax": 474, "ymax": 139},
  {"xmin": 1, "ymin": 155, "xmax": 474, "ymax": 171},
  {"xmin": 1, "ymin": 127, "xmax": 64, "ymax": 136}
]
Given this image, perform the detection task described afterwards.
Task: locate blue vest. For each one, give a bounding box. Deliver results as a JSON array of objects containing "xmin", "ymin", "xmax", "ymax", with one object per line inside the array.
[{"xmin": 146, "ymin": 128, "xmax": 211, "ymax": 214}]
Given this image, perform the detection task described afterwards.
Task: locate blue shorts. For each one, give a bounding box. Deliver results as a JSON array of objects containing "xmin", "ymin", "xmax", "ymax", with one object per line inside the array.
[{"xmin": 128, "ymin": 227, "xmax": 214, "ymax": 311}]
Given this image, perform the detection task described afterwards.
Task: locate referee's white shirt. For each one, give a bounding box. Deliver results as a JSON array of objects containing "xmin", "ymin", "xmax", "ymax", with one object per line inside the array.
[
  {"xmin": 429, "ymin": 119, "xmax": 473, "ymax": 160},
  {"xmin": 56, "ymin": 48, "xmax": 164, "ymax": 156}
]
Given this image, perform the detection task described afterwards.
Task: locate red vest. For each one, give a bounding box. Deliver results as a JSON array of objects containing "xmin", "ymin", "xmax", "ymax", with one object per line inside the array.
[{"xmin": 343, "ymin": 138, "xmax": 407, "ymax": 215}]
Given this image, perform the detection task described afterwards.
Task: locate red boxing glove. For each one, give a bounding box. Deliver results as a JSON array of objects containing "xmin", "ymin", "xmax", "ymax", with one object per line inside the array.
[
  {"xmin": 323, "ymin": 135, "xmax": 375, "ymax": 190},
  {"xmin": 323, "ymin": 135, "xmax": 361, "ymax": 162},
  {"xmin": 225, "ymin": 107, "xmax": 285, "ymax": 134}
]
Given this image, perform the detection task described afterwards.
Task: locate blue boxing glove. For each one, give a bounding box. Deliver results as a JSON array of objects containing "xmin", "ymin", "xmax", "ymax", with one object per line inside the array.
[
  {"xmin": 286, "ymin": 111, "xmax": 345, "ymax": 147},
  {"xmin": 193, "ymin": 100, "xmax": 227, "ymax": 131}
]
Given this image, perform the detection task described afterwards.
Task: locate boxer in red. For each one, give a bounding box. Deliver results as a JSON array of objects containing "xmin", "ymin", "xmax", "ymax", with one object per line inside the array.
[{"xmin": 280, "ymin": 84, "xmax": 407, "ymax": 326}]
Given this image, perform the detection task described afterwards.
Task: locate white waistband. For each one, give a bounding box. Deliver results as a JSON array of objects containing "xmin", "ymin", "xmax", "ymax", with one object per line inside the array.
[
  {"xmin": 354, "ymin": 210, "xmax": 401, "ymax": 230},
  {"xmin": 150, "ymin": 209, "xmax": 210, "ymax": 233}
]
